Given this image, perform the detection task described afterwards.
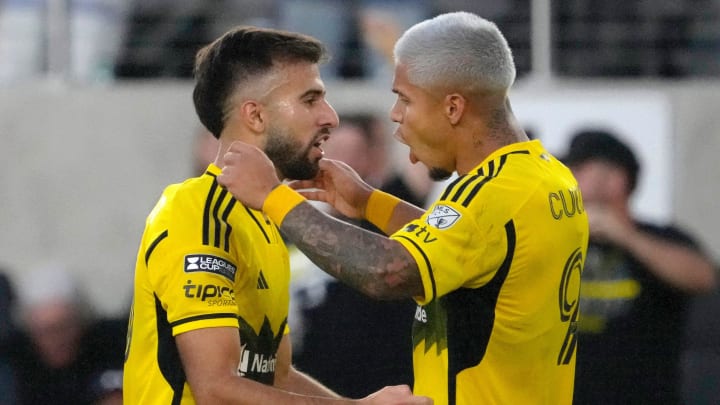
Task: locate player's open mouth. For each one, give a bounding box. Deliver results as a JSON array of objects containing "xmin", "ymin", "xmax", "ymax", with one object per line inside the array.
[{"xmin": 313, "ymin": 134, "xmax": 330, "ymax": 149}]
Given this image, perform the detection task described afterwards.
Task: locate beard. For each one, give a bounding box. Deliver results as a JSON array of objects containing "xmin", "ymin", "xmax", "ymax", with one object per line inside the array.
[
  {"xmin": 264, "ymin": 125, "xmax": 321, "ymax": 180},
  {"xmin": 428, "ymin": 166, "xmax": 453, "ymax": 181}
]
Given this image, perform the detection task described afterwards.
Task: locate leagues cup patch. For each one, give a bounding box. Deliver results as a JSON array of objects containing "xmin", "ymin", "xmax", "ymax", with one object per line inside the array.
[
  {"xmin": 184, "ymin": 254, "xmax": 237, "ymax": 281},
  {"xmin": 426, "ymin": 204, "xmax": 461, "ymax": 229}
]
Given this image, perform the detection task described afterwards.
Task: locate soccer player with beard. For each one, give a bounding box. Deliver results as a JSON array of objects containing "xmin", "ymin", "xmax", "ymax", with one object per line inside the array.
[
  {"xmin": 123, "ymin": 26, "xmax": 430, "ymax": 405},
  {"xmin": 217, "ymin": 13, "xmax": 589, "ymax": 405}
]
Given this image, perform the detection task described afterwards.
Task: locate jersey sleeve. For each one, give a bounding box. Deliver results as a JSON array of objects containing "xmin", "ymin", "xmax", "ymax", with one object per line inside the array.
[
  {"xmin": 148, "ymin": 234, "xmax": 240, "ymax": 336},
  {"xmin": 391, "ymin": 199, "xmax": 508, "ymax": 305}
]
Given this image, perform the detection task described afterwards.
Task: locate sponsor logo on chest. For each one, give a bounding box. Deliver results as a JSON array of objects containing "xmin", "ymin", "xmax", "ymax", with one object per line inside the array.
[{"xmin": 239, "ymin": 349, "xmax": 277, "ymax": 376}]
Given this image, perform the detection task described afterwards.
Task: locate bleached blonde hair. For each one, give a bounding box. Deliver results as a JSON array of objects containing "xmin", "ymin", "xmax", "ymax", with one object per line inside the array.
[{"xmin": 394, "ymin": 12, "xmax": 516, "ymax": 96}]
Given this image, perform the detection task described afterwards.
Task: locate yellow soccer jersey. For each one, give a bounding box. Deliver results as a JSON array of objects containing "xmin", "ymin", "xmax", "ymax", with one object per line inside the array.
[
  {"xmin": 124, "ymin": 164, "xmax": 290, "ymax": 405},
  {"xmin": 392, "ymin": 140, "xmax": 588, "ymax": 405}
]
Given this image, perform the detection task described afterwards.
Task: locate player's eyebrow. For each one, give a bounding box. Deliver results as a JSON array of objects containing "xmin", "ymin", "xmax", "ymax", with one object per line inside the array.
[{"xmin": 299, "ymin": 88, "xmax": 325, "ymax": 100}]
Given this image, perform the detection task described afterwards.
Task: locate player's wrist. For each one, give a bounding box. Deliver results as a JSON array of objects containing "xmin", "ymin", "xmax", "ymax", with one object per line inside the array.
[
  {"xmin": 365, "ymin": 189, "xmax": 401, "ymax": 231},
  {"xmin": 263, "ymin": 184, "xmax": 306, "ymax": 225}
]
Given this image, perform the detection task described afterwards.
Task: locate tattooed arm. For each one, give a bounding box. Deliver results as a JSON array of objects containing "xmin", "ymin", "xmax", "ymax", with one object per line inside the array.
[
  {"xmin": 282, "ymin": 202, "xmax": 424, "ymax": 300},
  {"xmin": 216, "ymin": 141, "xmax": 424, "ymax": 299},
  {"xmin": 289, "ymin": 159, "xmax": 426, "ymax": 235}
]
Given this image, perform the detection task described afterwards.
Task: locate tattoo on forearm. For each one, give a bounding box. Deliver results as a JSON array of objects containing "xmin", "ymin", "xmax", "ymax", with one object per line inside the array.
[{"xmin": 281, "ymin": 203, "xmax": 422, "ymax": 300}]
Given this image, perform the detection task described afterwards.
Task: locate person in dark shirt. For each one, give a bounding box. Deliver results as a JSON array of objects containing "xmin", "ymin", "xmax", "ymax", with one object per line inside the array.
[
  {"xmin": 3, "ymin": 266, "xmax": 126, "ymax": 405},
  {"xmin": 563, "ymin": 129, "xmax": 717, "ymax": 405}
]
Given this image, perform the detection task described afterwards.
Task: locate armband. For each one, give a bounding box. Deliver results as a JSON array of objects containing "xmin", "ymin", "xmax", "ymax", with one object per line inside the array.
[
  {"xmin": 365, "ymin": 189, "xmax": 401, "ymax": 231},
  {"xmin": 263, "ymin": 184, "xmax": 306, "ymax": 225}
]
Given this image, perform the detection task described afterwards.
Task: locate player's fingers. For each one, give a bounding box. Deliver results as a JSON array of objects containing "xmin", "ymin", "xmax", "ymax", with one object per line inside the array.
[
  {"xmin": 296, "ymin": 189, "xmax": 328, "ymax": 203},
  {"xmin": 320, "ymin": 158, "xmax": 347, "ymax": 169},
  {"xmin": 287, "ymin": 179, "xmax": 320, "ymax": 190}
]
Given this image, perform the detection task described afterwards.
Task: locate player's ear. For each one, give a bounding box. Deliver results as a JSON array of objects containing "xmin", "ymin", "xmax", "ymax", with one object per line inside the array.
[
  {"xmin": 238, "ymin": 100, "xmax": 266, "ymax": 133},
  {"xmin": 444, "ymin": 93, "xmax": 466, "ymax": 125}
]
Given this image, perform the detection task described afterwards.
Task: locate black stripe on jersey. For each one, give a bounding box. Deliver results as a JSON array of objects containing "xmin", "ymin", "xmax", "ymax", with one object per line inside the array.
[
  {"xmin": 448, "ymin": 174, "xmax": 482, "ymax": 204},
  {"xmin": 202, "ymin": 180, "xmax": 219, "ymax": 246},
  {"xmin": 444, "ymin": 219, "xmax": 516, "ymax": 405},
  {"xmin": 212, "ymin": 188, "xmax": 230, "ymax": 249},
  {"xmin": 439, "ymin": 174, "xmax": 467, "ymax": 201},
  {"xmin": 244, "ymin": 206, "xmax": 271, "ymax": 243},
  {"xmin": 145, "ymin": 230, "xmax": 169, "ymax": 265},
  {"xmin": 154, "ymin": 295, "xmax": 186, "ymax": 405},
  {"xmin": 395, "ymin": 235, "xmax": 436, "ymax": 300},
  {"xmin": 203, "ymin": 179, "xmax": 236, "ymax": 252},
  {"xmin": 459, "ymin": 151, "xmax": 530, "ymax": 208},
  {"xmin": 222, "ymin": 198, "xmax": 236, "ymax": 252},
  {"xmin": 439, "ymin": 153, "xmax": 508, "ymax": 202},
  {"xmin": 169, "ymin": 312, "xmax": 238, "ymax": 329},
  {"xmin": 437, "ymin": 159, "xmax": 495, "ymax": 203},
  {"xmin": 456, "ymin": 157, "xmax": 501, "ymax": 207},
  {"xmin": 486, "ymin": 159, "xmax": 497, "ymax": 177},
  {"xmin": 460, "ymin": 177, "xmax": 493, "ymax": 207}
]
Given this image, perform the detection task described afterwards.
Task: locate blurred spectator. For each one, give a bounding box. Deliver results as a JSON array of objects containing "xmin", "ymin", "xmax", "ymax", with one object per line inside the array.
[
  {"xmin": 353, "ymin": 0, "xmax": 431, "ymax": 82},
  {"xmin": 290, "ymin": 113, "xmax": 430, "ymax": 398},
  {"xmin": 3, "ymin": 264, "xmax": 126, "ymax": 405},
  {"xmin": 682, "ymin": 285, "xmax": 720, "ymax": 405},
  {"xmin": 83, "ymin": 318, "xmax": 125, "ymax": 405},
  {"xmin": 322, "ymin": 113, "xmax": 430, "ymax": 211},
  {"xmin": 562, "ymin": 129, "xmax": 717, "ymax": 405}
]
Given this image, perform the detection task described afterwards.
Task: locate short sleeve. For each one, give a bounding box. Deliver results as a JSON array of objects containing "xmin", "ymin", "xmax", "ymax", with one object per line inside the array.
[
  {"xmin": 148, "ymin": 239, "xmax": 240, "ymax": 336},
  {"xmin": 391, "ymin": 200, "xmax": 507, "ymax": 305}
]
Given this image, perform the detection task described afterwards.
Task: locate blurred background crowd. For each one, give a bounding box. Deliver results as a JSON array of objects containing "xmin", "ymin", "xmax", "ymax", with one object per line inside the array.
[
  {"xmin": 1, "ymin": 0, "xmax": 719, "ymax": 404},
  {"xmin": 2, "ymin": 0, "xmax": 720, "ymax": 84}
]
